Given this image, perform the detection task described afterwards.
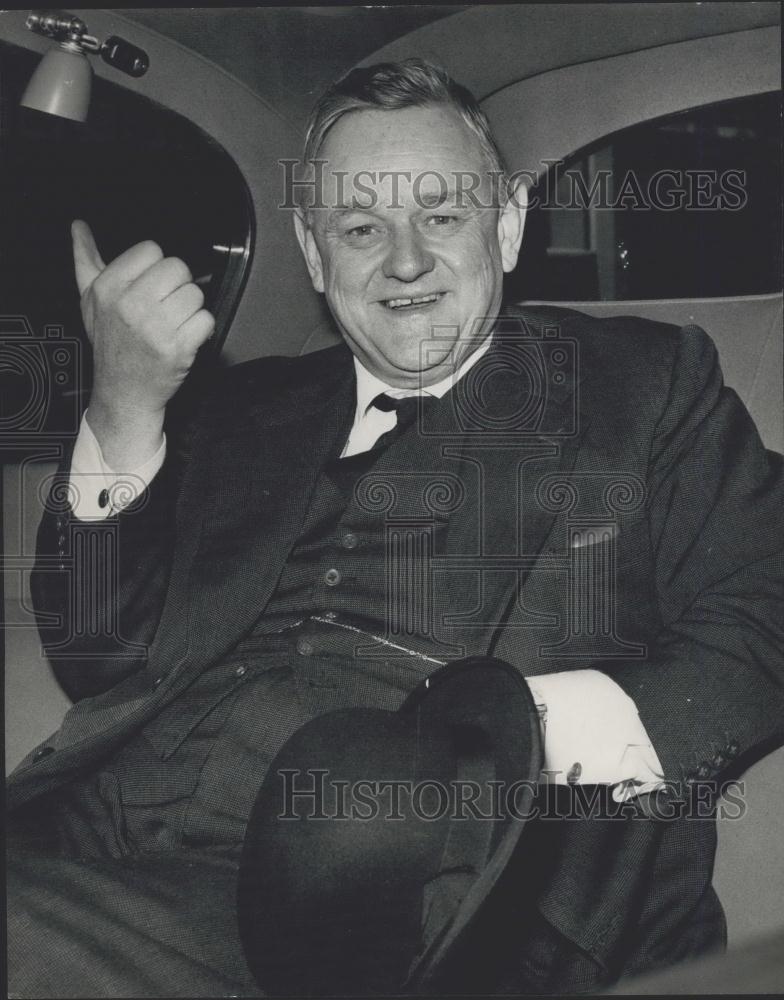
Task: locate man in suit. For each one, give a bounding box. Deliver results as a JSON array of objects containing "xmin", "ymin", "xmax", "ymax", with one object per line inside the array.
[{"xmin": 8, "ymin": 60, "xmax": 784, "ymax": 996}]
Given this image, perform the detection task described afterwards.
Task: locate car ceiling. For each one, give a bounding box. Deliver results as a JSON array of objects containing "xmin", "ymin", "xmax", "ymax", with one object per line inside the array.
[
  {"xmin": 122, "ymin": 6, "xmax": 466, "ymax": 126},
  {"xmin": 122, "ymin": 3, "xmax": 779, "ymax": 127}
]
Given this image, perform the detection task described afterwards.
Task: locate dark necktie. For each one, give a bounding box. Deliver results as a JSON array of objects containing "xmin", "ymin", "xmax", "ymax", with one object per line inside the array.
[{"xmin": 370, "ymin": 393, "xmax": 423, "ymax": 451}]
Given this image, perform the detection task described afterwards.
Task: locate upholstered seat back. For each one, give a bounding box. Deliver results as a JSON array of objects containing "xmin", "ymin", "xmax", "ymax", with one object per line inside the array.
[{"xmin": 528, "ymin": 294, "xmax": 782, "ymax": 452}]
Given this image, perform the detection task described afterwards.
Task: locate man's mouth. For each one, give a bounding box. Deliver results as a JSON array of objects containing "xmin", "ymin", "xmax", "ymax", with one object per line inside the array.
[{"xmin": 382, "ymin": 292, "xmax": 444, "ymax": 310}]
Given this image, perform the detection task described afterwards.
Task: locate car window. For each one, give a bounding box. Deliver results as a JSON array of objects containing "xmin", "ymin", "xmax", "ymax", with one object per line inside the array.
[
  {"xmin": 508, "ymin": 92, "xmax": 782, "ymax": 302},
  {"xmin": 0, "ymin": 41, "xmax": 253, "ymax": 441}
]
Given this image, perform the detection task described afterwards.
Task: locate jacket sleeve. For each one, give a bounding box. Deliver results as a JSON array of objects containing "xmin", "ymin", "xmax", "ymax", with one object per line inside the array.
[
  {"xmin": 605, "ymin": 324, "xmax": 784, "ymax": 788},
  {"xmin": 30, "ymin": 396, "xmax": 201, "ymax": 703}
]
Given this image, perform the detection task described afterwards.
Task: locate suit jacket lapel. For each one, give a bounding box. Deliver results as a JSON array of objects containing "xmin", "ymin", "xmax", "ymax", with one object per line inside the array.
[{"xmin": 427, "ymin": 318, "xmax": 589, "ymax": 657}]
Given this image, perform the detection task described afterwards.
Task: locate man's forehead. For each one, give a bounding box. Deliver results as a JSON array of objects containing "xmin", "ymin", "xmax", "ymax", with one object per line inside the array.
[
  {"xmin": 312, "ymin": 105, "xmax": 499, "ymax": 211},
  {"xmin": 320, "ymin": 106, "xmax": 488, "ymax": 172}
]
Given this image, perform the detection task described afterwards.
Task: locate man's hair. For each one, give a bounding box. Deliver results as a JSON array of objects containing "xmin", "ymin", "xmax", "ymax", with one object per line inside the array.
[{"xmin": 301, "ymin": 58, "xmax": 509, "ymax": 204}]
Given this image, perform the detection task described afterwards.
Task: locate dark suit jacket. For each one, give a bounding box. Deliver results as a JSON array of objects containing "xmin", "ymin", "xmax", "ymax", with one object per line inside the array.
[{"xmin": 12, "ymin": 306, "xmax": 784, "ymax": 985}]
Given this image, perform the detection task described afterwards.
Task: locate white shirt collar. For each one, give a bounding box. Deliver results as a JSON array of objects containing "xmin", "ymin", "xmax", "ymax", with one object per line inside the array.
[{"xmin": 352, "ymin": 333, "xmax": 494, "ymax": 417}]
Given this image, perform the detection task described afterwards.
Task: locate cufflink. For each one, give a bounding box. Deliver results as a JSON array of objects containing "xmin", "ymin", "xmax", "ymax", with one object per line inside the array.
[{"xmin": 98, "ymin": 488, "xmax": 110, "ymax": 509}]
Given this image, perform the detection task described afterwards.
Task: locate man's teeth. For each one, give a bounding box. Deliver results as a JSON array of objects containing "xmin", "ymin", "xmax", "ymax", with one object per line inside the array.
[{"xmin": 385, "ymin": 293, "xmax": 440, "ymax": 309}]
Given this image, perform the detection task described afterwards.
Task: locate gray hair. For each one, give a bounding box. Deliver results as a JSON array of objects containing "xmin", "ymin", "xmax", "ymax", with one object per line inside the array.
[{"xmin": 300, "ymin": 58, "xmax": 509, "ymax": 207}]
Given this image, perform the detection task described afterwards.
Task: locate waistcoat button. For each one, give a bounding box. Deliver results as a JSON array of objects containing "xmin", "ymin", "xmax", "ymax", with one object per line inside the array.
[
  {"xmin": 342, "ymin": 533, "xmax": 359, "ymax": 550},
  {"xmin": 324, "ymin": 568, "xmax": 341, "ymax": 586},
  {"xmin": 297, "ymin": 638, "xmax": 314, "ymax": 656}
]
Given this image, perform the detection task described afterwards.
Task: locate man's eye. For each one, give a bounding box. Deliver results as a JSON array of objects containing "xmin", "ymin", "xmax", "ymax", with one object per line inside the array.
[
  {"xmin": 427, "ymin": 214, "xmax": 458, "ymax": 226},
  {"xmin": 346, "ymin": 224, "xmax": 375, "ymax": 237}
]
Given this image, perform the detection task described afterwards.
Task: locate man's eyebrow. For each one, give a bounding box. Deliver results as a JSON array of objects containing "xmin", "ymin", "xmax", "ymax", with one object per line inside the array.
[{"xmin": 320, "ymin": 187, "xmax": 482, "ymax": 219}]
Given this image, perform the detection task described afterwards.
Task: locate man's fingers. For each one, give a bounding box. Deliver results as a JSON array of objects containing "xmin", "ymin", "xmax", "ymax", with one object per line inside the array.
[
  {"xmin": 129, "ymin": 256, "xmax": 193, "ymax": 304},
  {"xmin": 107, "ymin": 239, "xmax": 166, "ymax": 290},
  {"xmin": 159, "ymin": 282, "xmax": 204, "ymax": 329},
  {"xmin": 72, "ymin": 220, "xmax": 106, "ymax": 297},
  {"xmin": 178, "ymin": 309, "xmax": 215, "ymax": 351}
]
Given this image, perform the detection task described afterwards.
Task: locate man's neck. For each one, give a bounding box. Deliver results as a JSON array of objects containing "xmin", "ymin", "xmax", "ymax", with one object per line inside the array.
[{"xmin": 352, "ymin": 332, "xmax": 494, "ymax": 415}]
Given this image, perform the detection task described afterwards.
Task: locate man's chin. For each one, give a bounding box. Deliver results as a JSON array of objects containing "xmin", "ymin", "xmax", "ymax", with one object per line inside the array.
[
  {"xmin": 379, "ymin": 328, "xmax": 462, "ymax": 370},
  {"xmin": 378, "ymin": 354, "xmax": 458, "ymax": 387}
]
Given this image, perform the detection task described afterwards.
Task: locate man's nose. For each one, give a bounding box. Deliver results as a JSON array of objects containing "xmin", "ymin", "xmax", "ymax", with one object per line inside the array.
[{"xmin": 382, "ymin": 226, "xmax": 435, "ymax": 282}]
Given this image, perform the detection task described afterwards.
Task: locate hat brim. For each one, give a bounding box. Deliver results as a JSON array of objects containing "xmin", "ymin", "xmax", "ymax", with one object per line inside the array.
[{"xmin": 399, "ymin": 657, "xmax": 543, "ymax": 991}]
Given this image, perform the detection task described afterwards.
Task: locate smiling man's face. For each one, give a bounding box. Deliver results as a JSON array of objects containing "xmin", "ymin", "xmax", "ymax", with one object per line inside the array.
[{"xmin": 294, "ymin": 104, "xmax": 526, "ymax": 388}]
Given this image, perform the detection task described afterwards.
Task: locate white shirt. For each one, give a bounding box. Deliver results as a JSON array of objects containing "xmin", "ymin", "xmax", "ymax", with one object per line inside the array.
[
  {"xmin": 68, "ymin": 335, "xmax": 664, "ymax": 799},
  {"xmin": 342, "ymin": 335, "xmax": 493, "ymax": 457}
]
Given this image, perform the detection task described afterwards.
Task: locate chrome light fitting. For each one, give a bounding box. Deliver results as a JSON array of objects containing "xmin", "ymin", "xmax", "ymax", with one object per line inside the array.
[{"xmin": 20, "ymin": 10, "xmax": 150, "ymax": 123}]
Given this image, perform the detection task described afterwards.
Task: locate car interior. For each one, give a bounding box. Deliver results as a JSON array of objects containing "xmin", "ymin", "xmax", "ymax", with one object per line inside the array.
[{"xmin": 2, "ymin": 1, "xmax": 782, "ymax": 975}]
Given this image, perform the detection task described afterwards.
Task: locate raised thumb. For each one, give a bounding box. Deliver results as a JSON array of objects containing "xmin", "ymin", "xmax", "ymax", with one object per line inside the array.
[{"xmin": 71, "ymin": 219, "xmax": 106, "ymax": 296}]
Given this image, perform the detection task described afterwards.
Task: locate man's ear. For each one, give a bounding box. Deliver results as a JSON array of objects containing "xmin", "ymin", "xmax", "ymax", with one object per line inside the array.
[
  {"xmin": 293, "ymin": 209, "xmax": 325, "ymax": 293},
  {"xmin": 497, "ymin": 177, "xmax": 528, "ymax": 273}
]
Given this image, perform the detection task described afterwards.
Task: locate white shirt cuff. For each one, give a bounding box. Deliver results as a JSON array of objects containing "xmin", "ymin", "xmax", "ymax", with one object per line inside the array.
[
  {"xmin": 524, "ymin": 669, "xmax": 665, "ymax": 800},
  {"xmin": 68, "ymin": 412, "xmax": 166, "ymax": 520}
]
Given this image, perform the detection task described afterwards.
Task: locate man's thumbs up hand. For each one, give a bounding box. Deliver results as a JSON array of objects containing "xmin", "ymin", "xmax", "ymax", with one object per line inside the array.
[{"xmin": 72, "ymin": 221, "xmax": 215, "ymax": 469}]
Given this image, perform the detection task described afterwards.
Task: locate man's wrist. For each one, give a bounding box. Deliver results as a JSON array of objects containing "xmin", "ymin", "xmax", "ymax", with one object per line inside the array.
[
  {"xmin": 85, "ymin": 398, "xmax": 165, "ymax": 472},
  {"xmin": 69, "ymin": 412, "xmax": 167, "ymax": 520}
]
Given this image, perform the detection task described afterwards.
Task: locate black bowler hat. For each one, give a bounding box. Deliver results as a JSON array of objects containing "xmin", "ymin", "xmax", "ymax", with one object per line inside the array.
[{"xmin": 237, "ymin": 656, "xmax": 543, "ymax": 996}]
